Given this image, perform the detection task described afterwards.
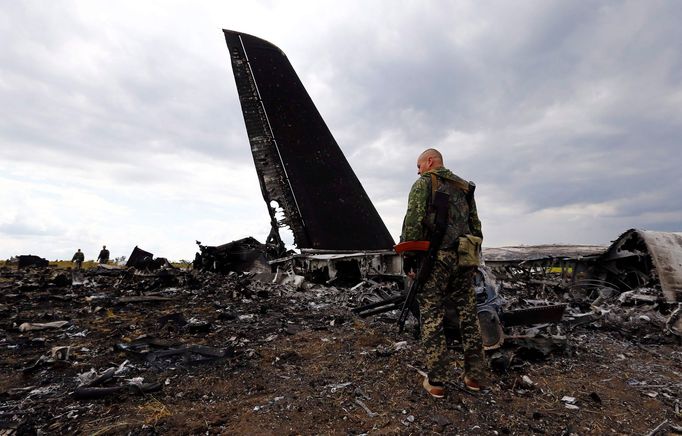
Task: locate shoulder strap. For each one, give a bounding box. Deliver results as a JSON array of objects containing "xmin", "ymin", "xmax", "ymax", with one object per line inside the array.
[
  {"xmin": 430, "ymin": 173, "xmax": 438, "ymax": 203},
  {"xmin": 429, "ymin": 172, "xmax": 470, "ymax": 196},
  {"xmin": 450, "ymin": 177, "xmax": 471, "ymax": 193}
]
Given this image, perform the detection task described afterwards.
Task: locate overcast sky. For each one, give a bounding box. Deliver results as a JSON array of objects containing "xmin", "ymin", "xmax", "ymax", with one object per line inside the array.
[{"xmin": 1, "ymin": 0, "xmax": 681, "ymax": 261}]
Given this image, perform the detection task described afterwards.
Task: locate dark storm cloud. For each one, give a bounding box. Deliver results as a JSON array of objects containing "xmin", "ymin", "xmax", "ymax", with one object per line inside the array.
[{"xmin": 291, "ymin": 0, "xmax": 682, "ymax": 239}]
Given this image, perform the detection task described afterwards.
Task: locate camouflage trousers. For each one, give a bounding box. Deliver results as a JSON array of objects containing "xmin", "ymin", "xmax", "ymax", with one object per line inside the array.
[{"xmin": 418, "ymin": 250, "xmax": 486, "ymax": 384}]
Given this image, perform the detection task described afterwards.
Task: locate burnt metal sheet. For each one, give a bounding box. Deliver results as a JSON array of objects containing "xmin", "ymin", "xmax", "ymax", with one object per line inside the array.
[
  {"xmin": 194, "ymin": 237, "xmax": 270, "ymax": 274},
  {"xmin": 222, "ymin": 29, "xmax": 395, "ymax": 251},
  {"xmin": 126, "ymin": 246, "xmax": 154, "ymax": 269},
  {"xmin": 483, "ymin": 245, "xmax": 607, "ymax": 287},
  {"xmin": 602, "ymin": 229, "xmax": 682, "ymax": 303},
  {"xmin": 269, "ymin": 250, "xmax": 403, "ymax": 282},
  {"xmin": 17, "ymin": 255, "xmax": 49, "ymax": 269},
  {"xmin": 483, "ymin": 245, "xmax": 607, "ymax": 263},
  {"xmin": 501, "ymin": 304, "xmax": 567, "ymax": 327}
]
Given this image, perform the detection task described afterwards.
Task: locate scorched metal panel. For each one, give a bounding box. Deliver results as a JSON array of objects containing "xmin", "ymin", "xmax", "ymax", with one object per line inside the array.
[{"xmin": 223, "ymin": 29, "xmax": 395, "ymax": 251}]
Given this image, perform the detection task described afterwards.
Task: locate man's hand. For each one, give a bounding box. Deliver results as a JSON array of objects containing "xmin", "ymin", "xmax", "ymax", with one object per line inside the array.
[{"xmin": 403, "ymin": 252, "xmax": 422, "ymax": 280}]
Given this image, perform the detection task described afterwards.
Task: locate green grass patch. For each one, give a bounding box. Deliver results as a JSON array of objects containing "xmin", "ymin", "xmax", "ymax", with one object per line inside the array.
[{"xmin": 48, "ymin": 260, "xmax": 101, "ymax": 270}]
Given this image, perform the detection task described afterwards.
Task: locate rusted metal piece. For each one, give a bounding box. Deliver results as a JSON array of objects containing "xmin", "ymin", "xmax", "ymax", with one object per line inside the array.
[
  {"xmin": 222, "ymin": 29, "xmax": 394, "ymax": 251},
  {"xmin": 600, "ymin": 229, "xmax": 682, "ymax": 303}
]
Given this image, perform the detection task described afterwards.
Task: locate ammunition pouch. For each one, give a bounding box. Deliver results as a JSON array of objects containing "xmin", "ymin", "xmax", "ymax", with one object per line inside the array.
[{"xmin": 457, "ymin": 234, "xmax": 482, "ymax": 267}]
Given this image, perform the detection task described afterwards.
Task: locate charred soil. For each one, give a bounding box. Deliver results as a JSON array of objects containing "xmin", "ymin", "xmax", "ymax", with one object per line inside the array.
[{"xmin": 1, "ymin": 266, "xmax": 680, "ymax": 435}]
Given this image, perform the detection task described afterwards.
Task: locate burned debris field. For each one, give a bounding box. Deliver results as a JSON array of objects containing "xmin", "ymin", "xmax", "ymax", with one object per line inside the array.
[
  {"xmin": 1, "ymin": 235, "xmax": 681, "ymax": 435},
  {"xmin": 2, "ymin": 27, "xmax": 681, "ymax": 436}
]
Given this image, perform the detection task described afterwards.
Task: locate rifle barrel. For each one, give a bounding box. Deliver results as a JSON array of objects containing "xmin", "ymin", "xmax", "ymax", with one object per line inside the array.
[
  {"xmin": 356, "ymin": 303, "xmax": 403, "ymax": 318},
  {"xmin": 351, "ymin": 294, "xmax": 405, "ymax": 313}
]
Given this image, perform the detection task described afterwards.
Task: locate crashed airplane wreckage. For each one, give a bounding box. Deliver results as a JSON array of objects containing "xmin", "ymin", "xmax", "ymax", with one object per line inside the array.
[
  {"xmin": 189, "ymin": 29, "xmax": 406, "ymax": 294},
  {"xmin": 483, "ymin": 229, "xmax": 682, "ymax": 305},
  {"xmin": 201, "ymin": 30, "xmax": 681, "ymax": 341},
  {"xmin": 198, "ymin": 29, "xmax": 401, "ymax": 283},
  {"xmin": 477, "ymin": 230, "xmax": 682, "ymax": 338},
  {"xmin": 208, "ymin": 29, "xmax": 569, "ymax": 344}
]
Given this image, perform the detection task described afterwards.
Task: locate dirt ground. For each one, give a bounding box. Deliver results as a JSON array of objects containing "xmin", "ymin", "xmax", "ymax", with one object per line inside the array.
[{"xmin": 1, "ymin": 265, "xmax": 680, "ymax": 435}]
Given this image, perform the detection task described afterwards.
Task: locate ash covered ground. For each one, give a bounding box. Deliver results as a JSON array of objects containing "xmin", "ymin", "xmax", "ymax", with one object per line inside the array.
[{"xmin": 1, "ymin": 264, "xmax": 681, "ymax": 435}]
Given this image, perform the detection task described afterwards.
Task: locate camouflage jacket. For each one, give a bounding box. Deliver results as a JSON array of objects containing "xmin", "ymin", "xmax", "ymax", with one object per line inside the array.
[{"xmin": 400, "ymin": 167, "xmax": 482, "ymax": 248}]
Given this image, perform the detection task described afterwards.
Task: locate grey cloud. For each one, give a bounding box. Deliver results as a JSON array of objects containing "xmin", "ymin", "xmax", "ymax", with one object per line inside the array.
[
  {"xmin": 1, "ymin": 0, "xmax": 680, "ymax": 259},
  {"xmin": 0, "ymin": 3, "xmax": 250, "ymax": 172},
  {"xmin": 340, "ymin": 2, "xmax": 680, "ymax": 238},
  {"xmin": 0, "ymin": 221, "xmax": 62, "ymax": 237}
]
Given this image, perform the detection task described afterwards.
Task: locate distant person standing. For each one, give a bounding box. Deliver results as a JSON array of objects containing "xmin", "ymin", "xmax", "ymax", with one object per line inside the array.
[
  {"xmin": 97, "ymin": 245, "xmax": 110, "ymax": 264},
  {"xmin": 72, "ymin": 249, "xmax": 85, "ymax": 270}
]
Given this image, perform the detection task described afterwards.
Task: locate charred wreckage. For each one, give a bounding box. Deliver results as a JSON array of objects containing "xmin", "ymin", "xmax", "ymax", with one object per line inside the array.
[
  {"xmin": 1, "ymin": 28, "xmax": 681, "ymax": 434},
  {"xmin": 6, "ymin": 28, "xmax": 681, "ymax": 350},
  {"xmin": 193, "ymin": 30, "xmax": 682, "ymax": 343}
]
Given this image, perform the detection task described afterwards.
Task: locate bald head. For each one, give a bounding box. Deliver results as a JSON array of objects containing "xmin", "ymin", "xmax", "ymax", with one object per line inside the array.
[{"xmin": 416, "ymin": 148, "xmax": 444, "ymax": 175}]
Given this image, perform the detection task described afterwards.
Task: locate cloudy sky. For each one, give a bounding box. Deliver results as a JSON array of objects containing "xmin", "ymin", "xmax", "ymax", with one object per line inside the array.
[{"xmin": 1, "ymin": 0, "xmax": 681, "ymax": 261}]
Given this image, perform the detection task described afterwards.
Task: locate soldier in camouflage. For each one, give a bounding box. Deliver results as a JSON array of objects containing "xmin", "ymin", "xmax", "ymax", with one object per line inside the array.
[
  {"xmin": 97, "ymin": 246, "xmax": 110, "ymax": 264},
  {"xmin": 401, "ymin": 148, "xmax": 487, "ymax": 398},
  {"xmin": 71, "ymin": 249, "xmax": 85, "ymax": 270}
]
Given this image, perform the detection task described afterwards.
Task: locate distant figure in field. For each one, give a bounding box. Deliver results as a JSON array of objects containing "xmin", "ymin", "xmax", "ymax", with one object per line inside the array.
[
  {"xmin": 72, "ymin": 249, "xmax": 85, "ymax": 270},
  {"xmin": 97, "ymin": 245, "xmax": 110, "ymax": 264}
]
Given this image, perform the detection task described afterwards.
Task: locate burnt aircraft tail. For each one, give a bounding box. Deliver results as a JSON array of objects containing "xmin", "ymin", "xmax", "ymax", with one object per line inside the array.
[{"xmin": 223, "ymin": 29, "xmax": 395, "ymax": 251}]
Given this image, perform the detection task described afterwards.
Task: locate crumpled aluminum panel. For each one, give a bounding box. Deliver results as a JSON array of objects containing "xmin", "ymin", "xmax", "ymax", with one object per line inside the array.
[
  {"xmin": 605, "ymin": 229, "xmax": 682, "ymax": 303},
  {"xmin": 483, "ymin": 245, "xmax": 607, "ymax": 263},
  {"xmin": 223, "ymin": 29, "xmax": 395, "ymax": 250},
  {"xmin": 636, "ymin": 230, "xmax": 682, "ymax": 302}
]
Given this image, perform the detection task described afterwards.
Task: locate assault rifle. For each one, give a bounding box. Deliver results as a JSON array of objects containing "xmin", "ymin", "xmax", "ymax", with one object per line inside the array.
[{"xmin": 396, "ymin": 189, "xmax": 451, "ymax": 333}]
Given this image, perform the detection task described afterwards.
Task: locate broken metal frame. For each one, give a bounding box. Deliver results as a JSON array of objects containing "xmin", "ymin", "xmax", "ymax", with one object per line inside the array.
[
  {"xmin": 482, "ymin": 245, "xmax": 607, "ymax": 290},
  {"xmin": 598, "ymin": 229, "xmax": 682, "ymax": 303},
  {"xmin": 269, "ymin": 249, "xmax": 404, "ymax": 283}
]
